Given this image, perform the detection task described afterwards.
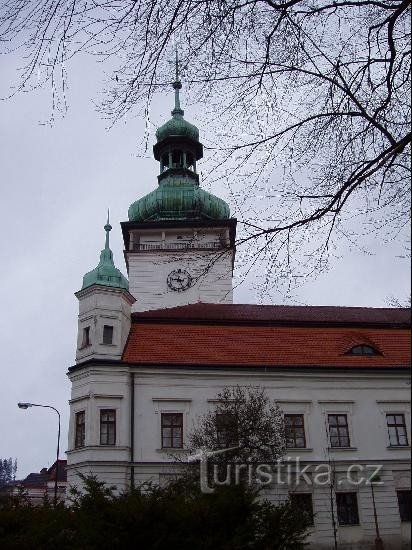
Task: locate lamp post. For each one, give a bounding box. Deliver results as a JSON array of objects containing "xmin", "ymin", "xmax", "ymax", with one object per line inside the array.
[
  {"xmin": 17, "ymin": 402, "xmax": 61, "ymax": 507},
  {"xmin": 370, "ymin": 474, "xmax": 384, "ymax": 550}
]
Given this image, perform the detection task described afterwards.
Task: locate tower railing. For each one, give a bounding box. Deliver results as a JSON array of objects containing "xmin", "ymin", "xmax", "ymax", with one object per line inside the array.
[{"xmin": 133, "ymin": 241, "xmax": 225, "ymax": 251}]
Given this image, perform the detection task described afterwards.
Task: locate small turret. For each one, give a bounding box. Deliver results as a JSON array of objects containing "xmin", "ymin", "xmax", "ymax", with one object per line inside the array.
[
  {"xmin": 75, "ymin": 214, "xmax": 135, "ymax": 363},
  {"xmin": 81, "ymin": 216, "xmax": 129, "ymax": 291}
]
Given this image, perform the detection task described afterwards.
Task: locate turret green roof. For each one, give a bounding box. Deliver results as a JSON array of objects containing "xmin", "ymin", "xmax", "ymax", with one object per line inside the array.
[
  {"xmin": 82, "ymin": 216, "xmax": 129, "ymax": 291},
  {"xmin": 156, "ymin": 114, "xmax": 199, "ymax": 142},
  {"xmin": 129, "ymin": 63, "xmax": 231, "ymax": 223},
  {"xmin": 128, "ymin": 181, "xmax": 230, "ymax": 222},
  {"xmin": 156, "ymin": 81, "xmax": 199, "ymax": 143}
]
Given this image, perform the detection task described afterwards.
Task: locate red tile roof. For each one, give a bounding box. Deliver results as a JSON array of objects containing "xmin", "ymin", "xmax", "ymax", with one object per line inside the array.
[
  {"xmin": 132, "ymin": 303, "xmax": 411, "ymax": 326},
  {"xmin": 123, "ymin": 304, "xmax": 411, "ymax": 368}
]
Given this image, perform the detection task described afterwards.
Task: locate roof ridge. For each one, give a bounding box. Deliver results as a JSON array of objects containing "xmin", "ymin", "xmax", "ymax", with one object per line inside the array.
[{"xmin": 131, "ymin": 303, "xmax": 411, "ymax": 326}]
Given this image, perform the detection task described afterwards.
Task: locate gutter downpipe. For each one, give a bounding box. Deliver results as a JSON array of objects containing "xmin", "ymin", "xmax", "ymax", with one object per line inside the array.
[{"xmin": 130, "ymin": 371, "xmax": 135, "ymax": 489}]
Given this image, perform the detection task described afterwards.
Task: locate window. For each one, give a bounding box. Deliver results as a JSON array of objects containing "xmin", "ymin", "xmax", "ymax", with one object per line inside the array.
[
  {"xmin": 216, "ymin": 413, "xmax": 238, "ymax": 448},
  {"xmin": 346, "ymin": 344, "xmax": 379, "ymax": 355},
  {"xmin": 336, "ymin": 493, "xmax": 359, "ymax": 525},
  {"xmin": 172, "ymin": 150, "xmax": 183, "ymax": 168},
  {"xmin": 186, "ymin": 151, "xmax": 194, "ymax": 169},
  {"xmin": 386, "ymin": 414, "xmax": 409, "ymax": 446},
  {"xmin": 100, "ymin": 409, "xmax": 116, "ymax": 446},
  {"xmin": 328, "ymin": 414, "xmax": 350, "ymax": 447},
  {"xmin": 161, "ymin": 413, "xmax": 183, "ymax": 448},
  {"xmin": 397, "ymin": 490, "xmax": 411, "ymax": 522},
  {"xmin": 284, "ymin": 414, "xmax": 306, "ymax": 448},
  {"xmin": 81, "ymin": 326, "xmax": 90, "ymax": 348},
  {"xmin": 102, "ymin": 325, "xmax": 114, "ymax": 345},
  {"xmin": 290, "ymin": 493, "xmax": 314, "ymax": 525},
  {"xmin": 75, "ymin": 411, "xmax": 85, "ymax": 448},
  {"xmin": 161, "ymin": 153, "xmax": 169, "ymax": 171}
]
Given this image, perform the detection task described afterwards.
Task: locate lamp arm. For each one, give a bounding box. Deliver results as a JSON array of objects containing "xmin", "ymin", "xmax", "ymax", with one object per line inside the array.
[{"xmin": 20, "ymin": 403, "xmax": 61, "ymax": 506}]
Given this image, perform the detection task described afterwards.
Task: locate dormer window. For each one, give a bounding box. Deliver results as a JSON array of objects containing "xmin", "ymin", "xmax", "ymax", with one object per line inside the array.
[{"xmin": 346, "ymin": 344, "xmax": 380, "ymax": 356}]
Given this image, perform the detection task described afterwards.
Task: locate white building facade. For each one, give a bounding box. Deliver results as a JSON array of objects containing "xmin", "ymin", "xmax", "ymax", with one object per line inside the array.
[{"xmin": 67, "ymin": 78, "xmax": 411, "ymax": 549}]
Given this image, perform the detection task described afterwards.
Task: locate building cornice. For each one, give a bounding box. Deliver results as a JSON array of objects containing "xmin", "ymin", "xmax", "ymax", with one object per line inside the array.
[{"xmin": 67, "ymin": 358, "xmax": 409, "ymax": 375}]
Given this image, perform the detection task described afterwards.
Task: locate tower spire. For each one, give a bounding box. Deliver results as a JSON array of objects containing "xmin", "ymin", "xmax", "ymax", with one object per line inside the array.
[
  {"xmin": 80, "ymin": 211, "xmax": 128, "ymax": 291},
  {"xmin": 175, "ymin": 47, "xmax": 179, "ymax": 81},
  {"xmin": 104, "ymin": 209, "xmax": 112, "ymax": 250},
  {"xmin": 172, "ymin": 47, "xmax": 183, "ymax": 117}
]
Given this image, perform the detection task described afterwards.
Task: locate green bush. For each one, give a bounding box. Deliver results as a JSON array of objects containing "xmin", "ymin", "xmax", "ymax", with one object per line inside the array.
[{"xmin": 0, "ymin": 476, "xmax": 310, "ymax": 549}]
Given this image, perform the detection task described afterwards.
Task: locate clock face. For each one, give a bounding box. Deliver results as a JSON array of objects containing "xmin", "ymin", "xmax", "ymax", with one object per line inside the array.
[{"xmin": 167, "ymin": 269, "xmax": 192, "ymax": 292}]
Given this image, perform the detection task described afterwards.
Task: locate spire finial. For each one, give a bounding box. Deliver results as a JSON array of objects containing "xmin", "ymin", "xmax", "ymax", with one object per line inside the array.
[
  {"xmin": 80, "ymin": 208, "xmax": 129, "ymax": 291},
  {"xmin": 172, "ymin": 46, "xmax": 184, "ymax": 117},
  {"xmin": 175, "ymin": 47, "xmax": 179, "ymax": 81},
  {"xmin": 104, "ymin": 209, "xmax": 112, "ymax": 250}
]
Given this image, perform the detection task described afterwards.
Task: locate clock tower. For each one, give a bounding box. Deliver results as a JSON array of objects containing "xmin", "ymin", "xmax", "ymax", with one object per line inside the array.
[{"xmin": 122, "ymin": 72, "xmax": 236, "ymax": 312}]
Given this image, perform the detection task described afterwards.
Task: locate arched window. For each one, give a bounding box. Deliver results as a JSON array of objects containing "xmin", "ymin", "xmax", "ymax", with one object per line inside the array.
[
  {"xmin": 161, "ymin": 153, "xmax": 169, "ymax": 172},
  {"xmin": 172, "ymin": 150, "xmax": 183, "ymax": 168},
  {"xmin": 186, "ymin": 151, "xmax": 194, "ymax": 170},
  {"xmin": 346, "ymin": 344, "xmax": 380, "ymax": 356}
]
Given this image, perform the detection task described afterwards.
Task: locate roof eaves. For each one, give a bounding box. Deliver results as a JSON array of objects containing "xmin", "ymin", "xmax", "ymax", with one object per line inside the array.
[
  {"xmin": 122, "ymin": 361, "xmax": 410, "ymax": 371},
  {"xmin": 67, "ymin": 358, "xmax": 125, "ymax": 374},
  {"xmin": 129, "ymin": 315, "xmax": 411, "ymax": 329}
]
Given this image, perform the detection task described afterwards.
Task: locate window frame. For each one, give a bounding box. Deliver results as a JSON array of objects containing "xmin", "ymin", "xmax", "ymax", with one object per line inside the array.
[
  {"xmin": 386, "ymin": 413, "xmax": 409, "ymax": 447},
  {"xmin": 186, "ymin": 151, "xmax": 194, "ymax": 170},
  {"xmin": 216, "ymin": 413, "xmax": 238, "ymax": 448},
  {"xmin": 102, "ymin": 324, "xmax": 114, "ymax": 345},
  {"xmin": 161, "ymin": 412, "xmax": 183, "ymax": 449},
  {"xmin": 161, "ymin": 153, "xmax": 169, "ymax": 171},
  {"xmin": 397, "ymin": 490, "xmax": 411, "ymax": 522},
  {"xmin": 284, "ymin": 413, "xmax": 307, "ymax": 449},
  {"xmin": 171, "ymin": 149, "xmax": 183, "ymax": 168},
  {"xmin": 328, "ymin": 413, "xmax": 351, "ymax": 448},
  {"xmin": 336, "ymin": 492, "xmax": 360, "ymax": 526},
  {"xmin": 74, "ymin": 410, "xmax": 86, "ymax": 449},
  {"xmin": 100, "ymin": 409, "xmax": 116, "ymax": 446},
  {"xmin": 81, "ymin": 326, "xmax": 91, "ymax": 348},
  {"xmin": 289, "ymin": 492, "xmax": 314, "ymax": 525}
]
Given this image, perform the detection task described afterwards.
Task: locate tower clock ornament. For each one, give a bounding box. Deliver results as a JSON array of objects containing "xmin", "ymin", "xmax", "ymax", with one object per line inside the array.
[{"xmin": 167, "ymin": 269, "xmax": 192, "ymax": 292}]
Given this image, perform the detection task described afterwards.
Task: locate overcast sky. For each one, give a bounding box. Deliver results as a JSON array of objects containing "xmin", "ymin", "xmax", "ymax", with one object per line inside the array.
[{"xmin": 0, "ymin": 52, "xmax": 410, "ymax": 479}]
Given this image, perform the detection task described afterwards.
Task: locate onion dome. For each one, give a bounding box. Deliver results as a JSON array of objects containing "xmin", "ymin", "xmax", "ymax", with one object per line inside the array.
[
  {"xmin": 128, "ymin": 183, "xmax": 230, "ymax": 222},
  {"xmin": 128, "ymin": 57, "xmax": 230, "ymax": 223},
  {"xmin": 82, "ymin": 215, "xmax": 129, "ymax": 290},
  {"xmin": 155, "ymin": 81, "xmax": 200, "ymax": 143}
]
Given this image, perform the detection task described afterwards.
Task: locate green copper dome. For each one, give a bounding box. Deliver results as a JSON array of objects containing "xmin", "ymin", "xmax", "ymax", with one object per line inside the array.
[
  {"xmin": 129, "ymin": 71, "xmax": 231, "ymax": 223},
  {"xmin": 156, "ymin": 111, "xmax": 199, "ymax": 142},
  {"xmin": 156, "ymin": 81, "xmax": 199, "ymax": 143},
  {"xmin": 128, "ymin": 181, "xmax": 230, "ymax": 222},
  {"xmin": 82, "ymin": 218, "xmax": 129, "ymax": 291}
]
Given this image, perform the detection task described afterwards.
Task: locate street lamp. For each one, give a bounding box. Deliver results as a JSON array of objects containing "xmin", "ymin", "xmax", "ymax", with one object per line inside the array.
[
  {"xmin": 17, "ymin": 402, "xmax": 61, "ymax": 507},
  {"xmin": 370, "ymin": 473, "xmax": 384, "ymax": 550}
]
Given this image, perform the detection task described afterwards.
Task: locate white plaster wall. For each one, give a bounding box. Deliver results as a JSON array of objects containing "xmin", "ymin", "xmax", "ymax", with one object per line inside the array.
[
  {"xmin": 128, "ymin": 248, "xmax": 234, "ymax": 311},
  {"xmin": 66, "ymin": 366, "xmax": 131, "ymax": 491},
  {"xmin": 75, "ymin": 286, "xmax": 134, "ymax": 362},
  {"xmin": 131, "ymin": 369, "xmax": 411, "ymax": 464},
  {"xmin": 130, "ymin": 368, "xmax": 410, "ymax": 549},
  {"xmin": 66, "ymin": 365, "xmax": 411, "ymax": 548}
]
